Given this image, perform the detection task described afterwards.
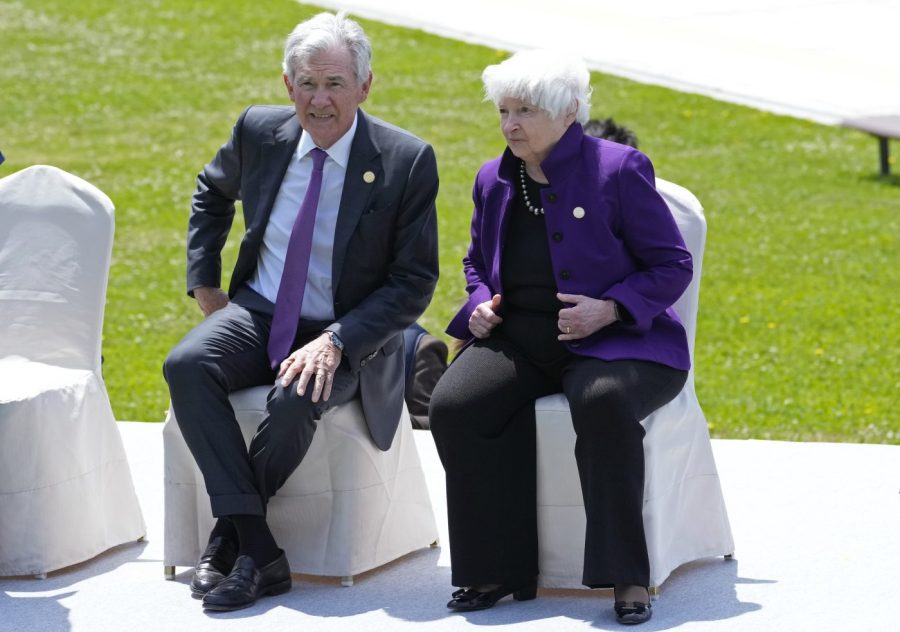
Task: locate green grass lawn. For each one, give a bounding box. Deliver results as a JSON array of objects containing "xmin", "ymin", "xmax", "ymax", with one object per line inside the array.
[{"xmin": 2, "ymin": 0, "xmax": 897, "ymax": 442}]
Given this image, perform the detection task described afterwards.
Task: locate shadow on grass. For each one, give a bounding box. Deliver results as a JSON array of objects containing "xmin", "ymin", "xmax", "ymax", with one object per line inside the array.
[{"xmin": 862, "ymin": 173, "xmax": 900, "ymax": 187}]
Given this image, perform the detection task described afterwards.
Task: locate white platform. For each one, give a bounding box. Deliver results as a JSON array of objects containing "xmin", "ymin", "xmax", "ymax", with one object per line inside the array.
[
  {"xmin": 1, "ymin": 421, "xmax": 897, "ymax": 632},
  {"xmin": 308, "ymin": 0, "xmax": 900, "ymax": 124}
]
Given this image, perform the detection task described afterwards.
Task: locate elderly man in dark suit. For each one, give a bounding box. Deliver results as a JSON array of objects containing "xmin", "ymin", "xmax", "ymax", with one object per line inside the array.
[{"xmin": 163, "ymin": 11, "xmax": 439, "ymax": 611}]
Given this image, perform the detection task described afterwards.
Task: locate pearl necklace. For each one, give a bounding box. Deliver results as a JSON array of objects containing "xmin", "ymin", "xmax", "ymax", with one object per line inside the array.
[{"xmin": 518, "ymin": 161, "xmax": 544, "ymax": 215}]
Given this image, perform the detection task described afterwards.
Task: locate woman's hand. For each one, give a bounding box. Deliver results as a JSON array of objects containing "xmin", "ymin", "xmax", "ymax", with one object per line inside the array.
[
  {"xmin": 469, "ymin": 294, "xmax": 503, "ymax": 338},
  {"xmin": 557, "ymin": 293, "xmax": 618, "ymax": 341}
]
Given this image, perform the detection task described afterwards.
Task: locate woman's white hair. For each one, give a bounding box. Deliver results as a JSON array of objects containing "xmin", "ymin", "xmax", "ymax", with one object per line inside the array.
[
  {"xmin": 282, "ymin": 11, "xmax": 372, "ymax": 86},
  {"xmin": 482, "ymin": 49, "xmax": 592, "ymax": 124}
]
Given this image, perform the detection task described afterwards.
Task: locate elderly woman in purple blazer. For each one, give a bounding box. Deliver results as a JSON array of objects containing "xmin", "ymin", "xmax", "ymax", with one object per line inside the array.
[{"xmin": 429, "ymin": 50, "xmax": 692, "ymax": 626}]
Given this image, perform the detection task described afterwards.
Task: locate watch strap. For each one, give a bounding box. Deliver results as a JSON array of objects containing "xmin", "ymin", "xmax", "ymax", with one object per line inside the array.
[{"xmin": 326, "ymin": 330, "xmax": 344, "ymax": 351}]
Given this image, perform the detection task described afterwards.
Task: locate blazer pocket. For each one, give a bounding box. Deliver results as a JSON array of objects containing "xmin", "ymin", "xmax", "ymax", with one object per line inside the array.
[
  {"xmin": 381, "ymin": 334, "xmax": 402, "ymax": 356},
  {"xmin": 361, "ymin": 204, "xmax": 392, "ymax": 217},
  {"xmin": 360, "ymin": 335, "xmax": 401, "ymax": 366}
]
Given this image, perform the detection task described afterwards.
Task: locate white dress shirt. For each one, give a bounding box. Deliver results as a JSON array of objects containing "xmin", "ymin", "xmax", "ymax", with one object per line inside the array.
[{"xmin": 247, "ymin": 113, "xmax": 358, "ymax": 320}]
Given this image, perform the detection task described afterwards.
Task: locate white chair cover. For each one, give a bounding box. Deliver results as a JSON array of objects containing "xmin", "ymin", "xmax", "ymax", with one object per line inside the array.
[
  {"xmin": 534, "ymin": 178, "xmax": 734, "ymax": 589},
  {"xmin": 163, "ymin": 387, "xmax": 438, "ymax": 579},
  {"xmin": 0, "ymin": 165, "xmax": 145, "ymax": 576}
]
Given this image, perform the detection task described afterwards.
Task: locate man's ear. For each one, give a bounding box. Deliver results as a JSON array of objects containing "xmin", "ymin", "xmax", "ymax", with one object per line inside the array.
[
  {"xmin": 283, "ymin": 74, "xmax": 294, "ymax": 101},
  {"xmin": 358, "ymin": 71, "xmax": 373, "ymax": 103}
]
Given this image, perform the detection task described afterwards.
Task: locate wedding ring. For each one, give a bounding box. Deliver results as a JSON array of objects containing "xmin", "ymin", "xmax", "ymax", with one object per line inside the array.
[{"xmin": 566, "ymin": 326, "xmax": 571, "ymax": 334}]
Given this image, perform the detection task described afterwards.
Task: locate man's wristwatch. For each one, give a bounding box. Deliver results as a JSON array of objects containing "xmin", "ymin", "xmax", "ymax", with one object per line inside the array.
[
  {"xmin": 326, "ymin": 330, "xmax": 344, "ymax": 352},
  {"xmin": 613, "ymin": 301, "xmax": 623, "ymax": 322}
]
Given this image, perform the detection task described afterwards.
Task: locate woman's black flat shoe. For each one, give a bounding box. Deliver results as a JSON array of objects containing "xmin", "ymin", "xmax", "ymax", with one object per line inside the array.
[
  {"xmin": 614, "ymin": 600, "xmax": 652, "ymax": 625},
  {"xmin": 447, "ymin": 579, "xmax": 538, "ymax": 611}
]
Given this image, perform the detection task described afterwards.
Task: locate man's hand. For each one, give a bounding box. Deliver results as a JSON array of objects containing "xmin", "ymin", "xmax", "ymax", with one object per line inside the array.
[
  {"xmin": 194, "ymin": 287, "xmax": 229, "ymax": 316},
  {"xmin": 557, "ymin": 293, "xmax": 618, "ymax": 341},
  {"xmin": 277, "ymin": 333, "xmax": 343, "ymax": 403},
  {"xmin": 468, "ymin": 294, "xmax": 503, "ymax": 339}
]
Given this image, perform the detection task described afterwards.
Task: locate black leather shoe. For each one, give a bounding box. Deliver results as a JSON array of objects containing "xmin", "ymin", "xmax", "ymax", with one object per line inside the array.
[
  {"xmin": 447, "ymin": 578, "xmax": 538, "ymax": 611},
  {"xmin": 190, "ymin": 536, "xmax": 238, "ymax": 598},
  {"xmin": 614, "ymin": 600, "xmax": 652, "ymax": 625},
  {"xmin": 202, "ymin": 552, "xmax": 291, "ymax": 611}
]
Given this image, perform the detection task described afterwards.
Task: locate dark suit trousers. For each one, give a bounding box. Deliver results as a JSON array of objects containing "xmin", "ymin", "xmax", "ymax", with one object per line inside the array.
[
  {"xmin": 429, "ymin": 338, "xmax": 686, "ymax": 588},
  {"xmin": 163, "ymin": 288, "xmax": 359, "ymax": 517}
]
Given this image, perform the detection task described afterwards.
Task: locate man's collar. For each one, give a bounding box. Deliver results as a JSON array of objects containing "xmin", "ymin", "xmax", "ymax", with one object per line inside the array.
[{"xmin": 296, "ymin": 111, "xmax": 359, "ymax": 168}]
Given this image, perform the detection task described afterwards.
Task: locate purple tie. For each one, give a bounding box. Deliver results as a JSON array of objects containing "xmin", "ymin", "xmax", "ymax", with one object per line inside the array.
[{"xmin": 267, "ymin": 147, "xmax": 328, "ymax": 369}]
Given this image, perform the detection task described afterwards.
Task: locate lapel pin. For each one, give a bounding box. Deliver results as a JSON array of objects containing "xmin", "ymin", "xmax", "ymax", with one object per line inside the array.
[
  {"xmin": 363, "ymin": 171, "xmax": 376, "ymax": 184},
  {"xmin": 573, "ymin": 206, "xmax": 585, "ymax": 219}
]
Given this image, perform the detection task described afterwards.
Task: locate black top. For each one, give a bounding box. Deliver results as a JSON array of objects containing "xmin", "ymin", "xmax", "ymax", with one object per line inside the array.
[{"xmin": 496, "ymin": 166, "xmax": 568, "ymax": 364}]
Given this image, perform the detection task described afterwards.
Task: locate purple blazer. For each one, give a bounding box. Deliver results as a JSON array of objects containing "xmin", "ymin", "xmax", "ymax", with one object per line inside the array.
[{"xmin": 446, "ymin": 123, "xmax": 693, "ymax": 371}]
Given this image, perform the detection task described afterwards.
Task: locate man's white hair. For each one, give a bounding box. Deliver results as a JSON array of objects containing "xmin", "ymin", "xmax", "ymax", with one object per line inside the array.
[
  {"xmin": 482, "ymin": 49, "xmax": 591, "ymax": 124},
  {"xmin": 282, "ymin": 11, "xmax": 372, "ymax": 86}
]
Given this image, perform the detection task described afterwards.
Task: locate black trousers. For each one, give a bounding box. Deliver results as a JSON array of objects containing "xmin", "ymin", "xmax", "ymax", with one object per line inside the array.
[
  {"xmin": 163, "ymin": 289, "xmax": 359, "ymax": 518},
  {"xmin": 429, "ymin": 338, "xmax": 686, "ymax": 588}
]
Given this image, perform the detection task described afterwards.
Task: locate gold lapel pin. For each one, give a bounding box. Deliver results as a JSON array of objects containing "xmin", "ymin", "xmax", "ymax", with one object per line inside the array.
[
  {"xmin": 363, "ymin": 171, "xmax": 376, "ymax": 184},
  {"xmin": 573, "ymin": 206, "xmax": 585, "ymax": 219}
]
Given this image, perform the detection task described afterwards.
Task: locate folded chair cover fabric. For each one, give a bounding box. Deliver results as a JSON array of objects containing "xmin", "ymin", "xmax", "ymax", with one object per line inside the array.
[
  {"xmin": 0, "ymin": 165, "xmax": 145, "ymax": 576},
  {"xmin": 164, "ymin": 390, "xmax": 438, "ymax": 579}
]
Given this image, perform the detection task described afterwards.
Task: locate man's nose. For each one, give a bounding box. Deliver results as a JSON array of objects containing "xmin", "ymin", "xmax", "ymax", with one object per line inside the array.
[{"xmin": 310, "ymin": 88, "xmax": 330, "ymax": 107}]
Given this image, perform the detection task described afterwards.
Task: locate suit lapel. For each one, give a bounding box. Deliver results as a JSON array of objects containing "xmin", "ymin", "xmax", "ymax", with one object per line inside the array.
[
  {"xmin": 251, "ymin": 115, "xmax": 301, "ymax": 231},
  {"xmin": 332, "ymin": 111, "xmax": 380, "ymax": 290}
]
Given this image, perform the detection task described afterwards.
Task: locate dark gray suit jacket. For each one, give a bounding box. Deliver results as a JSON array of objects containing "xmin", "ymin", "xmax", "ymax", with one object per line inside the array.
[{"xmin": 186, "ymin": 105, "xmax": 439, "ymax": 450}]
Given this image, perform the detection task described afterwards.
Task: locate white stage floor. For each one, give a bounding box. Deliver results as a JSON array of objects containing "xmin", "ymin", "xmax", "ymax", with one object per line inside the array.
[{"xmin": 2, "ymin": 422, "xmax": 897, "ymax": 632}]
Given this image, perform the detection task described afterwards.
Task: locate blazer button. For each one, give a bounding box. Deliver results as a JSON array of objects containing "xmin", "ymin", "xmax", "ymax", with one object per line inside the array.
[
  {"xmin": 552, "ymin": 232, "xmax": 563, "ymax": 242},
  {"xmin": 360, "ymin": 359, "xmax": 367, "ymax": 367},
  {"xmin": 547, "ymin": 193, "xmax": 558, "ymax": 202},
  {"xmin": 559, "ymin": 270, "xmax": 570, "ymax": 280}
]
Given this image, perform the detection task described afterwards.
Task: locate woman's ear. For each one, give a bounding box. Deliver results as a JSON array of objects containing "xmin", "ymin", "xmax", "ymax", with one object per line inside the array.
[{"xmin": 565, "ymin": 99, "xmax": 579, "ymax": 126}]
